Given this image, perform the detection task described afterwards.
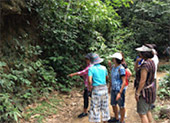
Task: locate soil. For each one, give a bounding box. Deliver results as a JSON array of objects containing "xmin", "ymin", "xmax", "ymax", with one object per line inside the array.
[
  {"xmin": 20, "ymin": 71, "xmax": 169, "ymax": 123},
  {"xmin": 43, "ymin": 72, "xmax": 169, "ymax": 123}
]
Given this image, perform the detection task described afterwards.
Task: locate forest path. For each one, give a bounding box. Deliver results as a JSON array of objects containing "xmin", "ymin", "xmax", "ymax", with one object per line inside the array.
[
  {"xmin": 19, "ymin": 71, "xmax": 168, "ymax": 123},
  {"xmin": 44, "ymin": 71, "xmax": 165, "ymax": 123},
  {"xmin": 71, "ymin": 72, "xmax": 167, "ymax": 123}
]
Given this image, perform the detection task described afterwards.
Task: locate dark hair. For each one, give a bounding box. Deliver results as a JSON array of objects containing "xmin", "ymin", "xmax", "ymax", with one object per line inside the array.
[
  {"xmin": 120, "ymin": 52, "xmax": 127, "ymax": 68},
  {"xmin": 140, "ymin": 51, "xmax": 154, "ymax": 59},
  {"xmin": 115, "ymin": 58, "xmax": 122, "ymax": 64},
  {"xmin": 85, "ymin": 53, "xmax": 93, "ymax": 62}
]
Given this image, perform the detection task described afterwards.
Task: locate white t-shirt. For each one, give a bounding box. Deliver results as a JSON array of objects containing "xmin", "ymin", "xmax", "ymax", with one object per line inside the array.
[{"xmin": 152, "ymin": 54, "xmax": 159, "ymax": 79}]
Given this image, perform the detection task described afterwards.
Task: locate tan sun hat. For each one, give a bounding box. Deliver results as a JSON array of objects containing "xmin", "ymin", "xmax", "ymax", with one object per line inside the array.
[
  {"xmin": 135, "ymin": 45, "xmax": 152, "ymax": 52},
  {"xmin": 108, "ymin": 52, "xmax": 123, "ymax": 60}
]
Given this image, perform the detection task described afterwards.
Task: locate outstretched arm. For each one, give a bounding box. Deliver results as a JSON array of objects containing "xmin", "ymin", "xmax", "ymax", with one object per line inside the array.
[
  {"xmin": 68, "ymin": 72, "xmax": 79, "ymax": 77},
  {"xmin": 68, "ymin": 66, "xmax": 89, "ymax": 77}
]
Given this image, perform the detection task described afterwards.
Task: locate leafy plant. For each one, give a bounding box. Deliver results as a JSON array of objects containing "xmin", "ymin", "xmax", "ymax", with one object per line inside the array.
[
  {"xmin": 158, "ymin": 72, "xmax": 170, "ymax": 99},
  {"xmin": 158, "ymin": 64, "xmax": 170, "ymax": 72}
]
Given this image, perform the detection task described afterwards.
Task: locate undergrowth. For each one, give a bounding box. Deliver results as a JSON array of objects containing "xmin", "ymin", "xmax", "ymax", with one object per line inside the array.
[
  {"xmin": 158, "ymin": 72, "xmax": 170, "ymax": 99},
  {"xmin": 158, "ymin": 63, "xmax": 170, "ymax": 72},
  {"xmin": 23, "ymin": 95, "xmax": 61, "ymax": 123}
]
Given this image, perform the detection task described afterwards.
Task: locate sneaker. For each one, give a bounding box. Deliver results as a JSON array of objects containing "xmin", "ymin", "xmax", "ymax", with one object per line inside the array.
[
  {"xmin": 108, "ymin": 117, "xmax": 119, "ymax": 122},
  {"xmin": 77, "ymin": 113, "xmax": 88, "ymax": 118},
  {"xmin": 119, "ymin": 121, "xmax": 125, "ymax": 123}
]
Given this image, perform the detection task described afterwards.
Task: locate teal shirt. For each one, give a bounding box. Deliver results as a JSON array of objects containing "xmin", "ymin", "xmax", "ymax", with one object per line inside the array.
[{"xmin": 88, "ymin": 64, "xmax": 108, "ymax": 86}]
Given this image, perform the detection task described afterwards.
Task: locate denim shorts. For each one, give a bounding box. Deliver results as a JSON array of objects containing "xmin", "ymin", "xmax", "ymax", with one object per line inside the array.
[{"xmin": 111, "ymin": 90, "xmax": 125, "ymax": 108}]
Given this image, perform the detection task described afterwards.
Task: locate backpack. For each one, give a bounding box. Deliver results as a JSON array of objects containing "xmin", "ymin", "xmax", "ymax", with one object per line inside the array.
[{"xmin": 118, "ymin": 67, "xmax": 131, "ymax": 86}]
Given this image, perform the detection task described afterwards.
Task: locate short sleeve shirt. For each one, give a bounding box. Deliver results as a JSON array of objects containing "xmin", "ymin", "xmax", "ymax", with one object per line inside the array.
[
  {"xmin": 88, "ymin": 64, "xmax": 108, "ymax": 86},
  {"xmin": 111, "ymin": 65, "xmax": 125, "ymax": 91},
  {"xmin": 77, "ymin": 64, "xmax": 93, "ymax": 87}
]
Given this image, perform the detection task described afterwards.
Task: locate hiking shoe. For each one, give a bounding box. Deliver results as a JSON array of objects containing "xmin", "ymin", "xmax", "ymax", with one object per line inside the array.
[
  {"xmin": 118, "ymin": 121, "xmax": 125, "ymax": 123},
  {"xmin": 108, "ymin": 117, "xmax": 119, "ymax": 122},
  {"xmin": 77, "ymin": 113, "xmax": 88, "ymax": 118}
]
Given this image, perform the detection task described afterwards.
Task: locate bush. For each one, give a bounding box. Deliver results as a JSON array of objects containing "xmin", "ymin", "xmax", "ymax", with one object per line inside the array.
[
  {"xmin": 158, "ymin": 64, "xmax": 170, "ymax": 72},
  {"xmin": 26, "ymin": 0, "xmax": 134, "ymax": 90},
  {"xmin": 158, "ymin": 72, "xmax": 170, "ymax": 99}
]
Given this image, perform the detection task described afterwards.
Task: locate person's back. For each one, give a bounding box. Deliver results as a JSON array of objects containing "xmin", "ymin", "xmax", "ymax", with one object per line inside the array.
[
  {"xmin": 89, "ymin": 64, "xmax": 107, "ymax": 86},
  {"xmin": 88, "ymin": 53, "xmax": 110, "ymax": 123}
]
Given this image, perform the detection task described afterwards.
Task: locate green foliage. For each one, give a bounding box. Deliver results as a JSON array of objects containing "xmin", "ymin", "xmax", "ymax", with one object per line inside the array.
[
  {"xmin": 158, "ymin": 72, "xmax": 170, "ymax": 99},
  {"xmin": 23, "ymin": 95, "xmax": 60, "ymax": 123},
  {"xmin": 26, "ymin": 0, "xmax": 133, "ymax": 90},
  {"xmin": 0, "ymin": 59, "xmax": 56, "ymax": 122},
  {"xmin": 0, "ymin": 93, "xmax": 21, "ymax": 122},
  {"xmin": 119, "ymin": 0, "xmax": 170, "ymax": 55},
  {"xmin": 0, "ymin": 33, "xmax": 57, "ymax": 122},
  {"xmin": 158, "ymin": 63, "xmax": 170, "ymax": 72}
]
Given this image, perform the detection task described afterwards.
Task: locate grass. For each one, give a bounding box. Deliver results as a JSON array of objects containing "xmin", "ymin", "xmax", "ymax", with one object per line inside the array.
[{"xmin": 23, "ymin": 94, "xmax": 61, "ymax": 123}]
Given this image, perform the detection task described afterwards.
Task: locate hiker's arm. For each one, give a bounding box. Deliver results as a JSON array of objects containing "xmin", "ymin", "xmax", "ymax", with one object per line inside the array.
[
  {"xmin": 163, "ymin": 49, "xmax": 166, "ymax": 54},
  {"xmin": 77, "ymin": 66, "xmax": 89, "ymax": 75},
  {"xmin": 134, "ymin": 58, "xmax": 142, "ymax": 71},
  {"xmin": 106, "ymin": 75, "xmax": 109, "ymax": 81},
  {"xmin": 107, "ymin": 75, "xmax": 111, "ymax": 93},
  {"xmin": 68, "ymin": 66, "xmax": 89, "ymax": 77},
  {"xmin": 120, "ymin": 76, "xmax": 126, "ymax": 94},
  {"xmin": 135, "ymin": 68, "xmax": 147, "ymax": 101},
  {"xmin": 108, "ymin": 60, "xmax": 112, "ymax": 71},
  {"xmin": 88, "ymin": 76, "xmax": 92, "ymax": 92},
  {"xmin": 68, "ymin": 72, "xmax": 79, "ymax": 77},
  {"xmin": 116, "ymin": 76, "xmax": 125, "ymax": 101}
]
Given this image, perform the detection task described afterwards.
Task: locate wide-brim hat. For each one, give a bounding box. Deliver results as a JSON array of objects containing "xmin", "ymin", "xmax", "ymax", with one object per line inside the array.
[
  {"xmin": 108, "ymin": 52, "xmax": 123, "ymax": 60},
  {"xmin": 91, "ymin": 53, "xmax": 104, "ymax": 64},
  {"xmin": 85, "ymin": 53, "xmax": 93, "ymax": 60},
  {"xmin": 135, "ymin": 45, "xmax": 152, "ymax": 52}
]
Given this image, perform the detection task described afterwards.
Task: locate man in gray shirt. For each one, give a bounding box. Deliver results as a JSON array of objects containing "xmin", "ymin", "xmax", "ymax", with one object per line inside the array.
[{"xmin": 163, "ymin": 45, "xmax": 170, "ymax": 61}]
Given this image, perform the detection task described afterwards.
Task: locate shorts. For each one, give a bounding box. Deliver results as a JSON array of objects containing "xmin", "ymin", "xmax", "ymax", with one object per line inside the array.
[
  {"xmin": 89, "ymin": 85, "xmax": 110, "ymax": 122},
  {"xmin": 137, "ymin": 97, "xmax": 152, "ymax": 115},
  {"xmin": 111, "ymin": 90, "xmax": 125, "ymax": 108}
]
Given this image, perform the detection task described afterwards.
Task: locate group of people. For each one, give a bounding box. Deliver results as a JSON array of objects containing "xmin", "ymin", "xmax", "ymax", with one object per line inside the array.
[{"xmin": 68, "ymin": 44, "xmax": 159, "ymax": 123}]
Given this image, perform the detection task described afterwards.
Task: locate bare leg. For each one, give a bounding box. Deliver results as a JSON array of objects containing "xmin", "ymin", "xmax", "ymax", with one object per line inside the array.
[
  {"xmin": 139, "ymin": 114, "xmax": 149, "ymax": 123},
  {"xmin": 147, "ymin": 111, "xmax": 154, "ymax": 123},
  {"xmin": 112, "ymin": 105, "xmax": 119, "ymax": 120},
  {"xmin": 120, "ymin": 107, "xmax": 125, "ymax": 122}
]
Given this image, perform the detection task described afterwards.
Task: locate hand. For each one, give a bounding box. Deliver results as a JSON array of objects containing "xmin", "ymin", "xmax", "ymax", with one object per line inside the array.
[
  {"xmin": 68, "ymin": 73, "xmax": 73, "ymax": 77},
  {"xmin": 135, "ymin": 93, "xmax": 140, "ymax": 102},
  {"xmin": 116, "ymin": 93, "xmax": 121, "ymax": 101},
  {"xmin": 136, "ymin": 58, "xmax": 142, "ymax": 62},
  {"xmin": 108, "ymin": 60, "xmax": 112, "ymax": 66}
]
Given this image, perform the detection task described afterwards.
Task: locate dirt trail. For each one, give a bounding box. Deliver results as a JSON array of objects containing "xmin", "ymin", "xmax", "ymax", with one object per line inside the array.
[
  {"xmin": 70, "ymin": 72, "xmax": 167, "ymax": 123},
  {"xmin": 43, "ymin": 71, "xmax": 167, "ymax": 123},
  {"xmin": 72, "ymin": 82, "xmax": 140, "ymax": 123}
]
